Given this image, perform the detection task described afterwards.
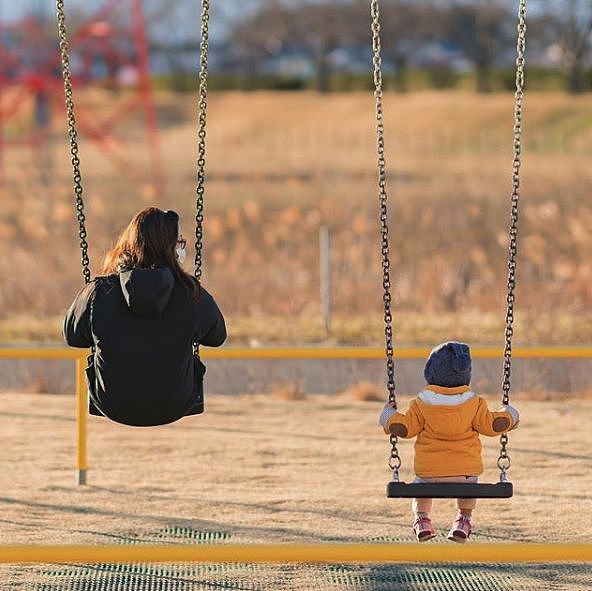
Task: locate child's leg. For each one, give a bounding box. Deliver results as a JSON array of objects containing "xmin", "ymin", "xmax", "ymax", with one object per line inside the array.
[
  {"xmin": 449, "ymin": 478, "xmax": 478, "ymax": 543},
  {"xmin": 449, "ymin": 499, "xmax": 475, "ymax": 542},
  {"xmin": 412, "ymin": 497, "xmax": 433, "ymax": 516},
  {"xmin": 411, "ymin": 477, "xmax": 433, "ymax": 516},
  {"xmin": 456, "ymin": 497, "xmax": 476, "ymax": 516},
  {"xmin": 456, "ymin": 476, "xmax": 478, "ymax": 516},
  {"xmin": 410, "ymin": 477, "xmax": 437, "ymax": 540},
  {"xmin": 411, "ymin": 498, "xmax": 436, "ymax": 541}
]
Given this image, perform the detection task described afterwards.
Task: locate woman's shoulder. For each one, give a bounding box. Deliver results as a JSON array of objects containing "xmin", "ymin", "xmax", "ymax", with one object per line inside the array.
[
  {"xmin": 92, "ymin": 273, "xmax": 117, "ymax": 285},
  {"xmin": 184, "ymin": 284, "xmax": 223, "ymax": 320},
  {"xmin": 91, "ymin": 274, "xmax": 120, "ymax": 295},
  {"xmin": 194, "ymin": 284, "xmax": 219, "ymax": 308}
]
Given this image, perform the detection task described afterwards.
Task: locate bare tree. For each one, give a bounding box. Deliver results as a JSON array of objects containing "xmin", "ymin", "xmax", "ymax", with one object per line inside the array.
[
  {"xmin": 232, "ymin": 1, "xmax": 290, "ymax": 90},
  {"xmin": 444, "ymin": 0, "xmax": 514, "ymax": 93},
  {"xmin": 293, "ymin": 0, "xmax": 441, "ymax": 92},
  {"xmin": 228, "ymin": 0, "xmax": 358, "ymax": 92},
  {"xmin": 379, "ymin": 0, "xmax": 442, "ymax": 92},
  {"xmin": 285, "ymin": 0, "xmax": 358, "ymax": 92},
  {"xmin": 542, "ymin": 0, "xmax": 592, "ymax": 93}
]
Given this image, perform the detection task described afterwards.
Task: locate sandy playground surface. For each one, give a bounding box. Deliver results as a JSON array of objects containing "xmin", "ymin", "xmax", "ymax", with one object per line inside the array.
[{"xmin": 0, "ymin": 392, "xmax": 591, "ymax": 590}]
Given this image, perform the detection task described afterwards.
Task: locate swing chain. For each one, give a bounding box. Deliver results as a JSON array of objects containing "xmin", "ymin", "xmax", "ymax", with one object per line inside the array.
[
  {"xmin": 498, "ymin": 0, "xmax": 527, "ymax": 481},
  {"xmin": 371, "ymin": 0, "xmax": 399, "ymax": 477},
  {"xmin": 195, "ymin": 0, "xmax": 210, "ymax": 281},
  {"xmin": 56, "ymin": 0, "xmax": 91, "ymax": 285}
]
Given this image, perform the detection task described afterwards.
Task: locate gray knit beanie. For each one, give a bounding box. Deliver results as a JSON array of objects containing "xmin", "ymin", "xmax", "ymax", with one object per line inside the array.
[{"xmin": 424, "ymin": 341, "xmax": 472, "ymax": 388}]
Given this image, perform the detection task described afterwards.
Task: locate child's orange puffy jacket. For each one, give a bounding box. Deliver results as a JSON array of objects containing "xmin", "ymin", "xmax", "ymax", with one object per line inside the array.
[{"xmin": 381, "ymin": 385, "xmax": 519, "ymax": 478}]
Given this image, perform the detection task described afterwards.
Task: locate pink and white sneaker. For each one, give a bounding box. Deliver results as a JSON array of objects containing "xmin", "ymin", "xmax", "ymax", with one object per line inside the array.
[
  {"xmin": 413, "ymin": 516, "xmax": 437, "ymax": 542},
  {"xmin": 447, "ymin": 515, "xmax": 472, "ymax": 543}
]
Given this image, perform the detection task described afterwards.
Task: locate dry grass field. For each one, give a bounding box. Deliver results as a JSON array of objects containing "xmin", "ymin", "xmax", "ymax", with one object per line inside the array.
[
  {"xmin": 0, "ymin": 391, "xmax": 591, "ymax": 590},
  {"xmin": 1, "ymin": 91, "xmax": 591, "ymax": 345}
]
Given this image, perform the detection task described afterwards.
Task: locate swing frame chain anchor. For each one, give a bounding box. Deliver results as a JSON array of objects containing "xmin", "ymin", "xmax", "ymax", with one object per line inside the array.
[{"xmin": 497, "ymin": 442, "xmax": 512, "ymax": 483}]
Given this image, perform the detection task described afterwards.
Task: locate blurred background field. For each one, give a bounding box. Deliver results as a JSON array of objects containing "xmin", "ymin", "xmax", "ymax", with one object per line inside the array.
[
  {"xmin": 1, "ymin": 0, "xmax": 591, "ymax": 347},
  {"xmin": 1, "ymin": 91, "xmax": 591, "ymax": 345}
]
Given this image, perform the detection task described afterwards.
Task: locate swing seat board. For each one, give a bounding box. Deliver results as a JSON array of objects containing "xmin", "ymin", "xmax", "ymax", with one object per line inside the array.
[{"xmin": 387, "ymin": 481, "xmax": 513, "ymax": 499}]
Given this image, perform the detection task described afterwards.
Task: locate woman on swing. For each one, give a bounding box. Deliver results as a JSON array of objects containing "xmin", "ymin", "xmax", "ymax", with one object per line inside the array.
[{"xmin": 63, "ymin": 207, "xmax": 227, "ymax": 427}]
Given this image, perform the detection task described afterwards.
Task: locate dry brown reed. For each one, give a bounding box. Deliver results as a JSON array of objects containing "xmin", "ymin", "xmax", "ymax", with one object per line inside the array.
[
  {"xmin": 1, "ymin": 92, "xmax": 591, "ymax": 344},
  {"xmin": 269, "ymin": 382, "xmax": 307, "ymax": 401},
  {"xmin": 344, "ymin": 381, "xmax": 385, "ymax": 402}
]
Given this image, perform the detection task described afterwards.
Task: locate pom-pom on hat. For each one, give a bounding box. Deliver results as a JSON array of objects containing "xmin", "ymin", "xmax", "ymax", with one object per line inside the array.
[{"xmin": 424, "ymin": 341, "xmax": 472, "ymax": 388}]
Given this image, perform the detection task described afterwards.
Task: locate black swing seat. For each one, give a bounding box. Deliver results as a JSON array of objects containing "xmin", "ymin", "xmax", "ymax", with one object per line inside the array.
[{"xmin": 387, "ymin": 481, "xmax": 513, "ymax": 499}]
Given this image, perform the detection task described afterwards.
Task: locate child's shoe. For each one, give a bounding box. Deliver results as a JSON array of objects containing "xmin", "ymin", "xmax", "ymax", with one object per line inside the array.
[
  {"xmin": 413, "ymin": 515, "xmax": 437, "ymax": 542},
  {"xmin": 447, "ymin": 514, "xmax": 472, "ymax": 543}
]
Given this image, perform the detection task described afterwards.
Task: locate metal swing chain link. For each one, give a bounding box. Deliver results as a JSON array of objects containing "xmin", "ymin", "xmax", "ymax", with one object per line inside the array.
[
  {"xmin": 56, "ymin": 0, "xmax": 91, "ymax": 285},
  {"xmin": 498, "ymin": 0, "xmax": 527, "ymax": 480},
  {"xmin": 195, "ymin": 0, "xmax": 210, "ymax": 281},
  {"xmin": 371, "ymin": 0, "xmax": 400, "ymax": 476}
]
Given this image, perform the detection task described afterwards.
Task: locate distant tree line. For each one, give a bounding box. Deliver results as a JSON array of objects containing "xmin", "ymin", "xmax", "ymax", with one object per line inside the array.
[{"xmin": 148, "ymin": 0, "xmax": 592, "ymax": 94}]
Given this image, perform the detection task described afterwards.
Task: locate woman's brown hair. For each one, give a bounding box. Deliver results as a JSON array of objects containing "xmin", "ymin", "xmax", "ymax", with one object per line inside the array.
[{"xmin": 102, "ymin": 207, "xmax": 200, "ymax": 301}]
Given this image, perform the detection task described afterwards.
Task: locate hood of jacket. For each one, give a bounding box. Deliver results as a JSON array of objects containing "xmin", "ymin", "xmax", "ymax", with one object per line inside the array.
[{"xmin": 119, "ymin": 267, "xmax": 175, "ymax": 317}]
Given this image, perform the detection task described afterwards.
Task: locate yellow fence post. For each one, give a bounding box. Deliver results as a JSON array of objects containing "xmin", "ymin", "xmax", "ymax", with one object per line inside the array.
[{"xmin": 75, "ymin": 356, "xmax": 88, "ymax": 485}]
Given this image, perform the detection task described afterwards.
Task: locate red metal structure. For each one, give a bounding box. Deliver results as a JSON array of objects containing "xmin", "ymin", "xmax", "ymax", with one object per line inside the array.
[{"xmin": 0, "ymin": 0, "xmax": 163, "ymax": 192}]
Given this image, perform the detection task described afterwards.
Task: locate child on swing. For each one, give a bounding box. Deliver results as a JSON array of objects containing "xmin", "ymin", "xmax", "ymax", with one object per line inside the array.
[{"xmin": 379, "ymin": 341, "xmax": 519, "ymax": 543}]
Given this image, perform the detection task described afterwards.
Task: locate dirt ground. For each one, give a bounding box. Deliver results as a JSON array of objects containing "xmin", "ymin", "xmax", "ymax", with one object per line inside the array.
[{"xmin": 0, "ymin": 392, "xmax": 591, "ymax": 590}]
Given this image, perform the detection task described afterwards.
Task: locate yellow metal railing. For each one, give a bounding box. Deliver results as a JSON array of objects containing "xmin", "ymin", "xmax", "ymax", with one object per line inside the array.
[
  {"xmin": 1, "ymin": 346, "xmax": 591, "ymax": 485},
  {"xmin": 0, "ymin": 543, "xmax": 591, "ymax": 565},
  {"xmin": 1, "ymin": 346, "xmax": 592, "ymax": 360}
]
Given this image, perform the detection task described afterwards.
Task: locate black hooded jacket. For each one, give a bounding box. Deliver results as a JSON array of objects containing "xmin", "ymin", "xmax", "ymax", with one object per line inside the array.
[{"xmin": 63, "ymin": 268, "xmax": 226, "ymax": 426}]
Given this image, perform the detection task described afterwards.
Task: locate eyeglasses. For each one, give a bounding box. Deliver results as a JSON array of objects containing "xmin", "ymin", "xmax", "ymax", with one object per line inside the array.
[{"xmin": 176, "ymin": 238, "xmax": 187, "ymax": 249}]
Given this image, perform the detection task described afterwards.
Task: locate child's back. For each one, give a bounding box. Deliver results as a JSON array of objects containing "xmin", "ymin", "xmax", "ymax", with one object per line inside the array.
[
  {"xmin": 379, "ymin": 341, "xmax": 519, "ymax": 543},
  {"xmin": 386, "ymin": 384, "xmax": 517, "ymax": 478}
]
